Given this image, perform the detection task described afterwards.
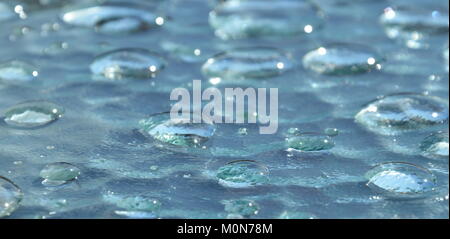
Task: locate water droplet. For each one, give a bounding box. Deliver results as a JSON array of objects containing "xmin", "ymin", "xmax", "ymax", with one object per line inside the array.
[
  {"xmin": 202, "ymin": 47, "xmax": 293, "ymax": 82},
  {"xmin": 286, "ymin": 133, "xmax": 335, "ymax": 152},
  {"xmin": 222, "ymin": 199, "xmax": 260, "ymax": 218},
  {"xmin": 0, "ymin": 176, "xmax": 23, "ymax": 218},
  {"xmin": 103, "ymin": 192, "xmax": 161, "ymax": 212},
  {"xmin": 365, "ymin": 162, "xmax": 437, "ymax": 199},
  {"xmin": 62, "ymin": 3, "xmax": 163, "ymax": 34},
  {"xmin": 324, "ymin": 128, "xmax": 339, "ymax": 137},
  {"xmin": 209, "ymin": 0, "xmax": 324, "ymax": 40},
  {"xmin": 380, "ymin": 6, "xmax": 449, "ymax": 49},
  {"xmin": 355, "ymin": 93, "xmax": 449, "ymax": 135},
  {"xmin": 286, "ymin": 133, "xmax": 334, "ymax": 156},
  {"xmin": 0, "ymin": 60, "xmax": 38, "ymax": 83},
  {"xmin": 420, "ymin": 131, "xmax": 449, "ymax": 160},
  {"xmin": 139, "ymin": 112, "xmax": 216, "ymax": 148},
  {"xmin": 2, "ymin": 101, "xmax": 64, "ymax": 129},
  {"xmin": 90, "ymin": 48, "xmax": 166, "ymax": 80},
  {"xmin": 216, "ymin": 160, "xmax": 269, "ymax": 188},
  {"xmin": 40, "ymin": 162, "xmax": 80, "ymax": 186},
  {"xmin": 302, "ymin": 43, "xmax": 383, "ymax": 75}
]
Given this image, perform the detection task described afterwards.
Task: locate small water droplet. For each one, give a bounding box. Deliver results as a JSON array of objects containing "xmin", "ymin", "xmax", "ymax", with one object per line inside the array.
[
  {"xmin": 216, "ymin": 160, "xmax": 269, "ymax": 188},
  {"xmin": 286, "ymin": 133, "xmax": 335, "ymax": 152},
  {"xmin": 324, "ymin": 128, "xmax": 339, "ymax": 137},
  {"xmin": 90, "ymin": 48, "xmax": 166, "ymax": 80},
  {"xmin": 40, "ymin": 162, "xmax": 80, "ymax": 186},
  {"xmin": 139, "ymin": 112, "xmax": 216, "ymax": 148}
]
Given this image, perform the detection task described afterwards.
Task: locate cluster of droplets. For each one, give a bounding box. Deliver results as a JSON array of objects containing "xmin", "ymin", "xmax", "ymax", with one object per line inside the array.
[{"xmin": 0, "ymin": 0, "xmax": 448, "ymax": 219}]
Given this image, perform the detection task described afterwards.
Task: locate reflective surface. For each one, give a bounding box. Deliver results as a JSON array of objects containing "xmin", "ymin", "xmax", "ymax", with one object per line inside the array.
[{"xmin": 0, "ymin": 0, "xmax": 448, "ymax": 219}]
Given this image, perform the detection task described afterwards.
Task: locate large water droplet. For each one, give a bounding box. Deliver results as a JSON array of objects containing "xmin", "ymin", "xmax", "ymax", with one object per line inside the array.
[
  {"xmin": 216, "ymin": 160, "xmax": 269, "ymax": 188},
  {"xmin": 40, "ymin": 162, "xmax": 80, "ymax": 186},
  {"xmin": 139, "ymin": 112, "xmax": 216, "ymax": 148},
  {"xmin": 209, "ymin": 0, "xmax": 324, "ymax": 40},
  {"xmin": 223, "ymin": 199, "xmax": 260, "ymax": 218},
  {"xmin": 62, "ymin": 3, "xmax": 163, "ymax": 34},
  {"xmin": 420, "ymin": 131, "xmax": 449, "ymax": 160},
  {"xmin": 302, "ymin": 43, "xmax": 383, "ymax": 75},
  {"xmin": 202, "ymin": 47, "xmax": 293, "ymax": 83},
  {"xmin": 355, "ymin": 93, "xmax": 449, "ymax": 135},
  {"xmin": 90, "ymin": 48, "xmax": 166, "ymax": 80},
  {"xmin": 0, "ymin": 176, "xmax": 23, "ymax": 218},
  {"xmin": 0, "ymin": 60, "xmax": 38, "ymax": 83},
  {"xmin": 2, "ymin": 101, "xmax": 64, "ymax": 129},
  {"xmin": 365, "ymin": 162, "xmax": 437, "ymax": 199},
  {"xmin": 380, "ymin": 6, "xmax": 449, "ymax": 48}
]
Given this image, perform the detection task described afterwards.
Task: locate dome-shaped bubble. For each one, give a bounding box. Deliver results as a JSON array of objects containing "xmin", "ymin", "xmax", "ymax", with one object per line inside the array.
[
  {"xmin": 302, "ymin": 43, "xmax": 383, "ymax": 75},
  {"xmin": 0, "ymin": 176, "xmax": 23, "ymax": 218},
  {"xmin": 202, "ymin": 47, "xmax": 293, "ymax": 83},
  {"xmin": 420, "ymin": 131, "xmax": 449, "ymax": 160},
  {"xmin": 139, "ymin": 112, "xmax": 216, "ymax": 148},
  {"xmin": 90, "ymin": 48, "xmax": 166, "ymax": 80},
  {"xmin": 40, "ymin": 162, "xmax": 81, "ymax": 186},
  {"xmin": 0, "ymin": 60, "xmax": 38, "ymax": 83},
  {"xmin": 216, "ymin": 160, "xmax": 269, "ymax": 188},
  {"xmin": 355, "ymin": 93, "xmax": 449, "ymax": 135},
  {"xmin": 365, "ymin": 162, "xmax": 437, "ymax": 199},
  {"xmin": 209, "ymin": 0, "xmax": 324, "ymax": 40},
  {"xmin": 62, "ymin": 3, "xmax": 164, "ymax": 34},
  {"xmin": 2, "ymin": 100, "xmax": 64, "ymax": 129}
]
